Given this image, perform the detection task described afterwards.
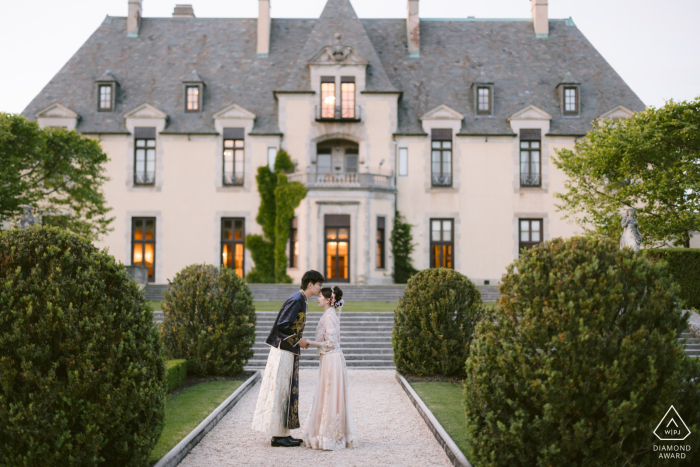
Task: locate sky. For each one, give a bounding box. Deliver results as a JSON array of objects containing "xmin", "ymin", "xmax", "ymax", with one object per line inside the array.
[{"xmin": 1, "ymin": 0, "xmax": 698, "ymax": 114}]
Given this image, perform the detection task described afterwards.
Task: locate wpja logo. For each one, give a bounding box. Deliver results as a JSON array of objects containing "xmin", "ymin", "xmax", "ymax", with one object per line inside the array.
[{"xmin": 653, "ymin": 405, "xmax": 692, "ymax": 459}]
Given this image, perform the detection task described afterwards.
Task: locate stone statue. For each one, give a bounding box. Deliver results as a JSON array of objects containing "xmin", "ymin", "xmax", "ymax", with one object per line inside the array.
[
  {"xmin": 19, "ymin": 205, "xmax": 37, "ymax": 230},
  {"xmin": 620, "ymin": 207, "xmax": 642, "ymax": 252}
]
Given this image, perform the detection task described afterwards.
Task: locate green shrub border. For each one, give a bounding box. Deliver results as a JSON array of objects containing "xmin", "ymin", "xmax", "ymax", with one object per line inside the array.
[
  {"xmin": 644, "ymin": 248, "xmax": 700, "ymax": 309},
  {"xmin": 166, "ymin": 359, "xmax": 188, "ymax": 392}
]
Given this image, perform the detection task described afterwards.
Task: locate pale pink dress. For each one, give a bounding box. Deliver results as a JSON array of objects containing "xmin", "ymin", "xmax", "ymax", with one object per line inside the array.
[{"xmin": 301, "ymin": 306, "xmax": 357, "ymax": 450}]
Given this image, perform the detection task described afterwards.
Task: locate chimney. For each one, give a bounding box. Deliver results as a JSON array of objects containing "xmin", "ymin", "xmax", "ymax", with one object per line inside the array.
[
  {"xmin": 257, "ymin": 0, "xmax": 271, "ymax": 58},
  {"xmin": 127, "ymin": 0, "xmax": 142, "ymax": 37},
  {"xmin": 407, "ymin": 0, "xmax": 420, "ymax": 57},
  {"xmin": 531, "ymin": 0, "xmax": 549, "ymax": 38},
  {"xmin": 173, "ymin": 4, "xmax": 195, "ymax": 17}
]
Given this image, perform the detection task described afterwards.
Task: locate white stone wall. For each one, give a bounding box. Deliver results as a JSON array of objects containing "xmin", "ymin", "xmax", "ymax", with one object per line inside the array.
[{"xmin": 88, "ymin": 91, "xmax": 586, "ymax": 285}]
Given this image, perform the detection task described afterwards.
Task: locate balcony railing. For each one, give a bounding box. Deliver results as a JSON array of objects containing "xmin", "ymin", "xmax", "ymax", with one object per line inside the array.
[
  {"xmin": 134, "ymin": 172, "xmax": 155, "ymax": 185},
  {"xmin": 315, "ymin": 105, "xmax": 362, "ymax": 122},
  {"xmin": 431, "ymin": 173, "xmax": 453, "ymax": 187},
  {"xmin": 520, "ymin": 172, "xmax": 542, "ymax": 187},
  {"xmin": 287, "ymin": 172, "xmax": 395, "ymax": 191},
  {"xmin": 223, "ymin": 172, "xmax": 244, "ymax": 186}
]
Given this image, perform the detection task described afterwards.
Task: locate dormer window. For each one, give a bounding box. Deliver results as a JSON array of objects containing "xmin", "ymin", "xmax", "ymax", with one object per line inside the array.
[
  {"xmin": 321, "ymin": 76, "xmax": 335, "ymax": 119},
  {"xmin": 98, "ymin": 84, "xmax": 114, "ymax": 112},
  {"xmin": 182, "ymin": 70, "xmax": 204, "ymax": 113},
  {"xmin": 563, "ymin": 86, "xmax": 579, "ymax": 115},
  {"xmin": 95, "ymin": 70, "xmax": 118, "ymax": 112},
  {"xmin": 472, "ymin": 76, "xmax": 494, "ymax": 116},
  {"xmin": 558, "ymin": 73, "xmax": 580, "ymax": 117},
  {"xmin": 476, "ymin": 86, "xmax": 492, "ymax": 115},
  {"xmin": 186, "ymin": 86, "xmax": 200, "ymax": 112},
  {"xmin": 341, "ymin": 77, "xmax": 355, "ymax": 119}
]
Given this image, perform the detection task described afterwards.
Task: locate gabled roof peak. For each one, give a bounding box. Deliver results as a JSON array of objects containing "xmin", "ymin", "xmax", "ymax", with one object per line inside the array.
[{"xmin": 279, "ymin": 0, "xmax": 396, "ymax": 92}]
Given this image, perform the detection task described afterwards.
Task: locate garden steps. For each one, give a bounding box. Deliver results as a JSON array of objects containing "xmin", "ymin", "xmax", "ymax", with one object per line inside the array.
[
  {"xmin": 247, "ymin": 312, "xmax": 396, "ymax": 370},
  {"xmin": 153, "ymin": 312, "xmax": 700, "ymax": 367},
  {"xmin": 145, "ymin": 284, "xmax": 502, "ymax": 302}
]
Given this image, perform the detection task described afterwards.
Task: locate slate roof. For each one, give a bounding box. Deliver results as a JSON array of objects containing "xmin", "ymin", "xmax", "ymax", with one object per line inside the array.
[{"xmin": 23, "ymin": 0, "xmax": 645, "ymax": 136}]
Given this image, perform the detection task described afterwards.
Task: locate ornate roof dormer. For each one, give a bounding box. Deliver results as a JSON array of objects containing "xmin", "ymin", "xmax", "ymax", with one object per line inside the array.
[{"xmin": 308, "ymin": 34, "xmax": 369, "ymax": 67}]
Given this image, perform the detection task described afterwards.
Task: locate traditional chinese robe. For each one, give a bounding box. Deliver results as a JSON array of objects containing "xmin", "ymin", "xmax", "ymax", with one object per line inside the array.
[{"xmin": 252, "ymin": 291, "xmax": 307, "ymax": 436}]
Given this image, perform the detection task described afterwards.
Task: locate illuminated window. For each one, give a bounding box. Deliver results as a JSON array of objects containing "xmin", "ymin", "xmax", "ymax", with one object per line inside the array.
[
  {"xmin": 132, "ymin": 217, "xmax": 156, "ymax": 282},
  {"xmin": 376, "ymin": 216, "xmax": 386, "ymax": 269},
  {"xmin": 289, "ymin": 217, "xmax": 299, "ymax": 268},
  {"xmin": 223, "ymin": 128, "xmax": 244, "ymax": 186},
  {"xmin": 134, "ymin": 127, "xmax": 156, "ymax": 185},
  {"xmin": 341, "ymin": 77, "xmax": 355, "ymax": 119},
  {"xmin": 519, "ymin": 219, "xmax": 543, "ymax": 254},
  {"xmin": 321, "ymin": 77, "xmax": 336, "ymax": 119},
  {"xmin": 430, "ymin": 219, "xmax": 453, "ymax": 269},
  {"xmin": 98, "ymin": 84, "xmax": 113, "ymax": 111},
  {"xmin": 325, "ymin": 214, "xmax": 350, "ymax": 282},
  {"xmin": 186, "ymin": 85, "xmax": 200, "ymax": 111},
  {"xmin": 222, "ymin": 218, "xmax": 245, "ymax": 277}
]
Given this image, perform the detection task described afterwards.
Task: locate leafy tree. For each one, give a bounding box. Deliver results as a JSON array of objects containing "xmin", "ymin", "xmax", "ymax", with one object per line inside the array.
[
  {"xmin": 246, "ymin": 150, "xmax": 306, "ymax": 283},
  {"xmin": 552, "ymin": 97, "xmax": 700, "ymax": 248},
  {"xmin": 0, "ymin": 113, "xmax": 113, "ymax": 240},
  {"xmin": 390, "ymin": 211, "xmax": 418, "ymax": 283}
]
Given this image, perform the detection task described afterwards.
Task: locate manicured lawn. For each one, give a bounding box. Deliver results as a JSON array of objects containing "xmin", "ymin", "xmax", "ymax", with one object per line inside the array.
[
  {"xmin": 410, "ymin": 381, "xmax": 473, "ymax": 461},
  {"xmin": 149, "ymin": 380, "xmax": 243, "ymax": 465},
  {"xmin": 151, "ymin": 300, "xmax": 496, "ymax": 313}
]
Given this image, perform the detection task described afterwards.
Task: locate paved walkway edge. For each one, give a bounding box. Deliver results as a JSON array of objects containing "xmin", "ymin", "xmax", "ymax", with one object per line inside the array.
[
  {"xmin": 395, "ymin": 373, "xmax": 473, "ymax": 467},
  {"xmin": 154, "ymin": 371, "xmax": 262, "ymax": 467}
]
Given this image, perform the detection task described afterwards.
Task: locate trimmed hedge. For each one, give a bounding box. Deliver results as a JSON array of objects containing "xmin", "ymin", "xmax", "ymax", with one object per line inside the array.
[
  {"xmin": 166, "ymin": 360, "xmax": 188, "ymax": 392},
  {"xmin": 0, "ymin": 227, "xmax": 167, "ymax": 466},
  {"xmin": 161, "ymin": 264, "xmax": 256, "ymax": 376},
  {"xmin": 393, "ymin": 268, "xmax": 485, "ymax": 377},
  {"xmin": 644, "ymin": 248, "xmax": 700, "ymax": 309},
  {"xmin": 464, "ymin": 237, "xmax": 700, "ymax": 467}
]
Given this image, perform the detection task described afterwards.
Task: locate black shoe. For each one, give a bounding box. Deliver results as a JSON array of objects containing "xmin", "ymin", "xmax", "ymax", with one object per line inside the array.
[
  {"xmin": 286, "ymin": 436, "xmax": 303, "ymax": 443},
  {"xmin": 271, "ymin": 436, "xmax": 302, "ymax": 447}
]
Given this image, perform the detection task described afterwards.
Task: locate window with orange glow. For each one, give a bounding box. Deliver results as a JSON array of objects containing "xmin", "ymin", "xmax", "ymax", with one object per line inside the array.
[
  {"xmin": 289, "ymin": 217, "xmax": 299, "ymax": 268},
  {"xmin": 430, "ymin": 219, "xmax": 453, "ymax": 269},
  {"xmin": 325, "ymin": 226, "xmax": 349, "ymax": 281},
  {"xmin": 321, "ymin": 78, "xmax": 335, "ymax": 118},
  {"xmin": 341, "ymin": 77, "xmax": 355, "ymax": 119},
  {"xmin": 132, "ymin": 217, "xmax": 156, "ymax": 282},
  {"xmin": 222, "ymin": 218, "xmax": 245, "ymax": 277}
]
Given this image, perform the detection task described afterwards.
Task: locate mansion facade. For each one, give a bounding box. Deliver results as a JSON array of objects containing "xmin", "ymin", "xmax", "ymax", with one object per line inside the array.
[{"xmin": 23, "ymin": 0, "xmax": 647, "ymax": 285}]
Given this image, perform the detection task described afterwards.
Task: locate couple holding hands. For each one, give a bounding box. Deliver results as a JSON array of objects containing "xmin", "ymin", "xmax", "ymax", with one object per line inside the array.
[{"xmin": 251, "ymin": 270, "xmax": 357, "ymax": 451}]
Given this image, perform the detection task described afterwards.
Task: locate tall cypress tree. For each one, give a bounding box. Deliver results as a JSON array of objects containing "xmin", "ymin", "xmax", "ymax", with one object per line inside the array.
[
  {"xmin": 245, "ymin": 150, "xmax": 306, "ymax": 283},
  {"xmin": 390, "ymin": 211, "xmax": 419, "ymax": 283}
]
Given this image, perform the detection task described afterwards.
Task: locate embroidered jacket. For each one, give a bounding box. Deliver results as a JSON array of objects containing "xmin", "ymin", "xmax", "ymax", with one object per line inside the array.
[{"xmin": 265, "ymin": 291, "xmax": 307, "ymax": 355}]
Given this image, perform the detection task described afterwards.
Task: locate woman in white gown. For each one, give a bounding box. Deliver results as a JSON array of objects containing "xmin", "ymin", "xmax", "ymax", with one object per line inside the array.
[{"xmin": 301, "ymin": 286, "xmax": 357, "ymax": 450}]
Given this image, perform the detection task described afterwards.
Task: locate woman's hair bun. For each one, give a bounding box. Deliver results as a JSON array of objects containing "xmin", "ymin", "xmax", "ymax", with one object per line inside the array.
[{"xmin": 332, "ymin": 286, "xmax": 343, "ymax": 302}]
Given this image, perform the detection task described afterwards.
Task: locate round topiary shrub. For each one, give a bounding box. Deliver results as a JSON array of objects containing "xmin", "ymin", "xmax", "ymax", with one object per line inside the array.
[
  {"xmin": 392, "ymin": 268, "xmax": 485, "ymax": 376},
  {"xmin": 161, "ymin": 264, "xmax": 256, "ymax": 376},
  {"xmin": 0, "ymin": 227, "xmax": 166, "ymax": 466},
  {"xmin": 464, "ymin": 236, "xmax": 700, "ymax": 467}
]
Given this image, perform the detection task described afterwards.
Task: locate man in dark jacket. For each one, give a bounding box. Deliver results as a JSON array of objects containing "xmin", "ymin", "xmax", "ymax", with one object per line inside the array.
[{"xmin": 251, "ymin": 270, "xmax": 324, "ymax": 447}]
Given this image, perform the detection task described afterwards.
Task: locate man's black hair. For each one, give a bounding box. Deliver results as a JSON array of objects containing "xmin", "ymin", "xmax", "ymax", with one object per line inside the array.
[{"xmin": 301, "ymin": 270, "xmax": 325, "ymax": 290}]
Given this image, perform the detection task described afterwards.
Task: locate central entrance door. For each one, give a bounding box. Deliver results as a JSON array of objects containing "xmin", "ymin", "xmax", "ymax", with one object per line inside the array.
[{"xmin": 325, "ymin": 214, "xmax": 350, "ymax": 282}]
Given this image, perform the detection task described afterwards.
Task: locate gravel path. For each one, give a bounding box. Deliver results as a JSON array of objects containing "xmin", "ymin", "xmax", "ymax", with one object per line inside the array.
[{"xmin": 179, "ymin": 369, "xmax": 453, "ymax": 466}]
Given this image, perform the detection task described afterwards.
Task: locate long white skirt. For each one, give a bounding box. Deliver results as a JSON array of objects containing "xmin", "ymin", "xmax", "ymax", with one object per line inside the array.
[
  {"xmin": 251, "ymin": 346, "xmax": 295, "ymax": 437},
  {"xmin": 302, "ymin": 351, "xmax": 357, "ymax": 450}
]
